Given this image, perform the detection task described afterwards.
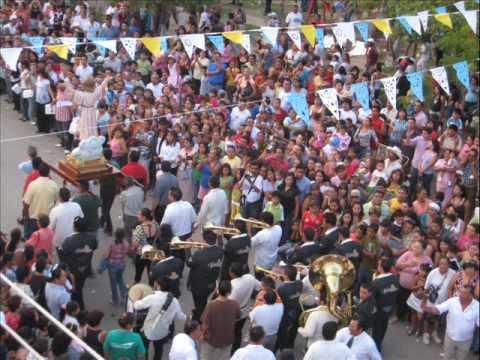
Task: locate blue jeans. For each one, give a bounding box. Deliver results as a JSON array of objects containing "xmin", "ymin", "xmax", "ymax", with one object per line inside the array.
[{"xmin": 108, "ymin": 263, "xmax": 128, "ymax": 303}]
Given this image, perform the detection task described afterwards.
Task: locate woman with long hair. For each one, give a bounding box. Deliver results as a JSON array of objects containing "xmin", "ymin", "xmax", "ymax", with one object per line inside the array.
[{"xmin": 35, "ymin": 68, "xmax": 55, "ymax": 133}]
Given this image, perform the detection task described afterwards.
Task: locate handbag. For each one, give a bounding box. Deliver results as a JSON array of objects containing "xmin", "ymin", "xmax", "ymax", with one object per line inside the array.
[
  {"xmin": 427, "ymin": 273, "xmax": 448, "ymax": 303},
  {"xmin": 22, "ymin": 89, "xmax": 34, "ymax": 99},
  {"xmin": 45, "ymin": 103, "xmax": 56, "ymax": 115},
  {"xmin": 69, "ymin": 117, "xmax": 80, "ymax": 135}
]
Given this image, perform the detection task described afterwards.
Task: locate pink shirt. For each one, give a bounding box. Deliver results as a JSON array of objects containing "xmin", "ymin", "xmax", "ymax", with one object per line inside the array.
[
  {"xmin": 457, "ymin": 234, "xmax": 479, "ymax": 252},
  {"xmin": 26, "ymin": 227, "xmax": 54, "ymax": 259},
  {"xmin": 396, "ymin": 251, "xmax": 433, "ymax": 289},
  {"xmin": 409, "ymin": 135, "xmax": 430, "ymax": 169},
  {"xmin": 412, "ymin": 199, "xmax": 431, "ymax": 217}
]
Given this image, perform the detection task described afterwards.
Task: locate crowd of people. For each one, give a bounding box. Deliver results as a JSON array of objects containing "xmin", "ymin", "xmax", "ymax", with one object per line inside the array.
[{"xmin": 0, "ymin": 0, "xmax": 479, "ymax": 359}]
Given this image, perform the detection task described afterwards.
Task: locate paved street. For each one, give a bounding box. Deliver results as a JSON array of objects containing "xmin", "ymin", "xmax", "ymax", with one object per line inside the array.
[{"xmin": 0, "ymin": 97, "xmax": 472, "ymax": 359}]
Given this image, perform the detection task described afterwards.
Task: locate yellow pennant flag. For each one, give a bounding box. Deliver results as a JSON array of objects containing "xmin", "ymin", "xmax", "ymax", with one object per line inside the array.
[
  {"xmin": 434, "ymin": 13, "xmax": 453, "ymax": 29},
  {"xmin": 300, "ymin": 25, "xmax": 316, "ymax": 46},
  {"xmin": 47, "ymin": 44, "xmax": 69, "ymax": 60},
  {"xmin": 372, "ymin": 19, "xmax": 392, "ymax": 34},
  {"xmin": 141, "ymin": 37, "xmax": 162, "ymax": 57},
  {"xmin": 222, "ymin": 31, "xmax": 244, "ymax": 45}
]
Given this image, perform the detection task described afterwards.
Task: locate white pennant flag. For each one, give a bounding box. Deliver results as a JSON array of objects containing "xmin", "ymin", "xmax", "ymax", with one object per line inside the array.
[
  {"xmin": 0, "ymin": 47, "xmax": 22, "ymax": 71},
  {"xmin": 242, "ymin": 34, "xmax": 251, "ymax": 54},
  {"xmin": 94, "ymin": 39, "xmax": 117, "ymax": 54},
  {"xmin": 462, "ymin": 10, "xmax": 478, "ymax": 35},
  {"xmin": 60, "ymin": 37, "xmax": 77, "ymax": 54},
  {"xmin": 337, "ymin": 22, "xmax": 356, "ymax": 44},
  {"xmin": 404, "ymin": 15, "xmax": 422, "ymax": 35},
  {"xmin": 430, "ymin": 66, "xmax": 450, "ymax": 95},
  {"xmin": 287, "ymin": 30, "xmax": 302, "ymax": 49},
  {"xmin": 454, "ymin": 1, "xmax": 465, "ymax": 12},
  {"xmin": 381, "ymin": 76, "xmax": 397, "ymax": 110},
  {"xmin": 180, "ymin": 34, "xmax": 205, "ymax": 59},
  {"xmin": 121, "ymin": 38, "xmax": 137, "ymax": 59},
  {"xmin": 317, "ymin": 88, "xmax": 340, "ymax": 120},
  {"xmin": 261, "ymin": 27, "xmax": 279, "ymax": 46},
  {"xmin": 332, "ymin": 26, "xmax": 347, "ymax": 46},
  {"xmin": 417, "ymin": 10, "xmax": 429, "ymax": 32}
]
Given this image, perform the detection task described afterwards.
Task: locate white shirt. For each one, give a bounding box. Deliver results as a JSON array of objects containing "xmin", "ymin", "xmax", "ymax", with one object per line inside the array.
[
  {"xmin": 424, "ymin": 268, "xmax": 455, "ymax": 305},
  {"xmin": 49, "ymin": 202, "xmax": 84, "ymax": 247},
  {"xmin": 249, "ymin": 303, "xmax": 284, "ymax": 336},
  {"xmin": 231, "ymin": 344, "xmax": 276, "ymax": 360},
  {"xmin": 241, "ymin": 174, "xmax": 264, "ymax": 203},
  {"xmin": 230, "ymin": 107, "xmax": 251, "ymax": 131},
  {"xmin": 298, "ymin": 306, "xmax": 338, "ymax": 347},
  {"xmin": 340, "ymin": 109, "xmax": 358, "ymax": 125},
  {"xmin": 285, "ymin": 11, "xmax": 303, "ymax": 27},
  {"xmin": 119, "ymin": 186, "xmax": 145, "ymax": 217},
  {"xmin": 303, "ymin": 339, "xmax": 356, "ymax": 360},
  {"xmin": 251, "ymin": 225, "xmax": 282, "ymax": 269},
  {"xmin": 169, "ymin": 333, "xmax": 197, "ymax": 360},
  {"xmin": 336, "ymin": 327, "xmax": 382, "ymax": 360},
  {"xmin": 134, "ymin": 290, "xmax": 186, "ymax": 341},
  {"xmin": 161, "ymin": 200, "xmax": 197, "ymax": 237},
  {"xmin": 197, "ymin": 188, "xmax": 229, "ymax": 227},
  {"xmin": 147, "ymin": 82, "xmax": 164, "ymax": 99},
  {"xmin": 159, "ymin": 142, "xmax": 181, "ymax": 166},
  {"xmin": 436, "ymin": 297, "xmax": 480, "ymax": 342},
  {"xmin": 75, "ymin": 65, "xmax": 93, "ymax": 82},
  {"xmin": 230, "ymin": 274, "xmax": 262, "ymax": 319}
]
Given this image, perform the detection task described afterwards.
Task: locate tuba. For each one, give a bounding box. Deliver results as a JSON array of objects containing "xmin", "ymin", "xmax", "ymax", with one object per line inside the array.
[{"xmin": 299, "ymin": 254, "xmax": 356, "ymax": 327}]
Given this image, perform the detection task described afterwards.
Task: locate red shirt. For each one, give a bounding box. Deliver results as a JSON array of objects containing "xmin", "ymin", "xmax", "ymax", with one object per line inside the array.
[
  {"xmin": 122, "ymin": 162, "xmax": 148, "ymax": 187},
  {"xmin": 23, "ymin": 170, "xmax": 40, "ymax": 195},
  {"xmin": 302, "ymin": 210, "xmax": 324, "ymax": 236},
  {"xmin": 26, "ymin": 227, "xmax": 54, "ymax": 259}
]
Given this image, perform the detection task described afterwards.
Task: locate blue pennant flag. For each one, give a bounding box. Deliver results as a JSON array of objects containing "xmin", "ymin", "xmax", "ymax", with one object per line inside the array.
[
  {"xmin": 406, "ymin": 71, "xmax": 424, "ymax": 102},
  {"xmin": 351, "ymin": 82, "xmax": 370, "ymax": 111},
  {"xmin": 453, "ymin": 61, "xmax": 471, "ymax": 90},
  {"xmin": 355, "ymin": 22, "xmax": 369, "ymax": 42},
  {"xmin": 315, "ymin": 28, "xmax": 324, "ymax": 49},
  {"xmin": 161, "ymin": 37, "xmax": 168, "ymax": 53},
  {"xmin": 436, "ymin": 6, "xmax": 447, "ymax": 14},
  {"xmin": 398, "ymin": 17, "xmax": 413, "ymax": 35},
  {"xmin": 208, "ymin": 35, "xmax": 224, "ymax": 53},
  {"xmin": 92, "ymin": 37, "xmax": 107, "ymax": 57},
  {"xmin": 288, "ymin": 92, "xmax": 311, "ymax": 127},
  {"xmin": 23, "ymin": 36, "xmax": 44, "ymax": 55}
]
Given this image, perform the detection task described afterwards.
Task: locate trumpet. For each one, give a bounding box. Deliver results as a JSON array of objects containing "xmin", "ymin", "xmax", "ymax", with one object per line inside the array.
[
  {"xmin": 204, "ymin": 223, "xmax": 241, "ymax": 235},
  {"xmin": 255, "ymin": 266, "xmax": 284, "ymax": 281},
  {"xmin": 170, "ymin": 237, "xmax": 210, "ymax": 250},
  {"xmin": 140, "ymin": 245, "xmax": 166, "ymax": 262},
  {"xmin": 233, "ymin": 214, "xmax": 270, "ymax": 229}
]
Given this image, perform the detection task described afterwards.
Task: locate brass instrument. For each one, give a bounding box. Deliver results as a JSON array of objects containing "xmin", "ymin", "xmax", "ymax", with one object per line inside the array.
[
  {"xmin": 233, "ymin": 214, "xmax": 270, "ymax": 229},
  {"xmin": 254, "ymin": 266, "xmax": 284, "ymax": 281},
  {"xmin": 169, "ymin": 236, "xmax": 210, "ymax": 250},
  {"xmin": 204, "ymin": 223, "xmax": 241, "ymax": 235},
  {"xmin": 140, "ymin": 245, "xmax": 166, "ymax": 262},
  {"xmin": 299, "ymin": 254, "xmax": 356, "ymax": 327}
]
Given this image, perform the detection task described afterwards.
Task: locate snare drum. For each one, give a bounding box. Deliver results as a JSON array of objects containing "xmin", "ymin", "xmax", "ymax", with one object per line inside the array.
[{"xmin": 127, "ymin": 284, "xmax": 153, "ymax": 331}]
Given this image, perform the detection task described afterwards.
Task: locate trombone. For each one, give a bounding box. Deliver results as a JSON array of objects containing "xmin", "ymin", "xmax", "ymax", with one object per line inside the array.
[
  {"xmin": 204, "ymin": 223, "xmax": 241, "ymax": 235},
  {"xmin": 140, "ymin": 245, "xmax": 166, "ymax": 262},
  {"xmin": 170, "ymin": 236, "xmax": 210, "ymax": 250},
  {"xmin": 233, "ymin": 214, "xmax": 270, "ymax": 229},
  {"xmin": 255, "ymin": 266, "xmax": 284, "ymax": 281}
]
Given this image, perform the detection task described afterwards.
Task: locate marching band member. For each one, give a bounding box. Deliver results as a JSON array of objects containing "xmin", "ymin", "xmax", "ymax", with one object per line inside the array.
[
  {"xmin": 251, "ymin": 212, "xmax": 282, "ymax": 280},
  {"xmin": 318, "ymin": 212, "xmax": 340, "ymax": 255},
  {"xmin": 221, "ymin": 219, "xmax": 251, "ymax": 280},
  {"xmin": 149, "ymin": 255, "xmax": 184, "ymax": 298},
  {"xmin": 335, "ymin": 227, "xmax": 364, "ymax": 271},
  {"xmin": 187, "ymin": 230, "xmax": 224, "ymax": 322},
  {"xmin": 196, "ymin": 175, "xmax": 229, "ymax": 228},
  {"xmin": 287, "ymin": 228, "xmax": 321, "ymax": 265}
]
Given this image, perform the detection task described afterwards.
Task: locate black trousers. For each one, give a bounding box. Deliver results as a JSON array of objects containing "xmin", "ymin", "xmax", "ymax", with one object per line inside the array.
[
  {"xmin": 372, "ymin": 310, "xmax": 392, "ymax": 352},
  {"xmin": 154, "ymin": 204, "xmax": 166, "ymax": 224},
  {"xmin": 231, "ymin": 317, "xmax": 247, "ymax": 354},
  {"xmin": 241, "ymin": 200, "xmax": 262, "ymax": 220},
  {"xmin": 100, "ymin": 190, "xmax": 115, "ymax": 232},
  {"xmin": 141, "ymin": 334, "xmax": 170, "ymax": 360},
  {"xmin": 396, "ymin": 285, "xmax": 411, "ymax": 321},
  {"xmin": 35, "ymin": 102, "xmax": 50, "ymax": 132},
  {"xmin": 275, "ymin": 316, "xmax": 299, "ymax": 350},
  {"xmin": 134, "ymin": 255, "xmax": 151, "ymax": 283},
  {"xmin": 191, "ymin": 286, "xmax": 214, "ymax": 322},
  {"xmin": 71, "ymin": 271, "xmax": 88, "ymax": 309}
]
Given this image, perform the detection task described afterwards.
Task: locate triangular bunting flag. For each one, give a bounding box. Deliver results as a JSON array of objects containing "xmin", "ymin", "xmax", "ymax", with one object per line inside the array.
[
  {"xmin": 462, "ymin": 10, "xmax": 478, "ymax": 35},
  {"xmin": 334, "ymin": 22, "xmax": 356, "ymax": 46},
  {"xmin": 47, "ymin": 44, "xmax": 69, "ymax": 60},
  {"xmin": 372, "ymin": 19, "xmax": 392, "ymax": 34},
  {"xmin": 180, "ymin": 34, "xmax": 205, "ymax": 59},
  {"xmin": 222, "ymin": 31, "xmax": 244, "ymax": 45},
  {"xmin": 355, "ymin": 22, "xmax": 369, "ymax": 42},
  {"xmin": 430, "ymin": 66, "xmax": 450, "ymax": 95},
  {"xmin": 120, "ymin": 38, "xmax": 137, "ymax": 59},
  {"xmin": 60, "ymin": 37, "xmax": 77, "ymax": 54},
  {"xmin": 400, "ymin": 16, "xmax": 422, "ymax": 35},
  {"xmin": 208, "ymin": 35, "xmax": 225, "ymax": 53},
  {"xmin": 160, "ymin": 37, "xmax": 169, "ymax": 54},
  {"xmin": 406, "ymin": 71, "xmax": 424, "ymax": 102},
  {"xmin": 351, "ymin": 82, "xmax": 370, "ymax": 111},
  {"xmin": 381, "ymin": 76, "xmax": 397, "ymax": 110},
  {"xmin": 317, "ymin": 88, "xmax": 340, "ymax": 120},
  {"xmin": 417, "ymin": 10, "xmax": 429, "ymax": 32},
  {"xmin": 242, "ymin": 34, "xmax": 251, "ymax": 54},
  {"xmin": 398, "ymin": 17, "xmax": 413, "ymax": 35},
  {"xmin": 141, "ymin": 37, "xmax": 162, "ymax": 57},
  {"xmin": 94, "ymin": 39, "xmax": 117, "ymax": 54},
  {"xmin": 0, "ymin": 47, "xmax": 22, "ymax": 71},
  {"xmin": 91, "ymin": 37, "xmax": 107, "ymax": 57},
  {"xmin": 300, "ymin": 25, "xmax": 316, "ymax": 46},
  {"xmin": 454, "ymin": 1, "xmax": 465, "ymax": 12},
  {"xmin": 261, "ymin": 27, "xmax": 279, "ymax": 46},
  {"xmin": 287, "ymin": 30, "xmax": 302, "ymax": 49},
  {"xmin": 27, "ymin": 36, "xmax": 45, "ymax": 56},
  {"xmin": 288, "ymin": 92, "xmax": 311, "ymax": 127},
  {"xmin": 315, "ymin": 27, "xmax": 324, "ymax": 49},
  {"xmin": 435, "ymin": 7, "xmax": 453, "ymax": 29},
  {"xmin": 453, "ymin": 61, "xmax": 471, "ymax": 90}
]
